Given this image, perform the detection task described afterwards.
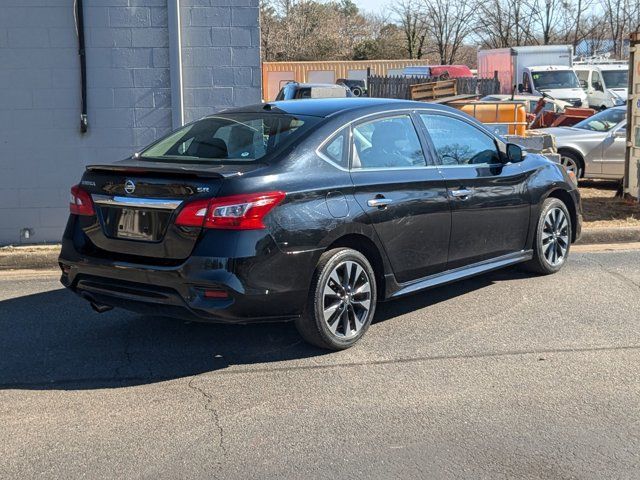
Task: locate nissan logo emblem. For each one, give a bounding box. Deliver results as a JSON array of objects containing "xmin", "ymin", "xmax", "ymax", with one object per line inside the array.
[{"xmin": 124, "ymin": 180, "xmax": 136, "ymax": 194}]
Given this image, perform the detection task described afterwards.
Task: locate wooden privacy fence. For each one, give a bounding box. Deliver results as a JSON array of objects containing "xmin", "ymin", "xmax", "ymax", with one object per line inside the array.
[{"xmin": 368, "ymin": 75, "xmax": 501, "ymax": 100}]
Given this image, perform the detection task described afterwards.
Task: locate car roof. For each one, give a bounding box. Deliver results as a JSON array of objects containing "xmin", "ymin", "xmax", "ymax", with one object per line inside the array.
[
  {"xmin": 574, "ymin": 64, "xmax": 628, "ymax": 70},
  {"xmin": 482, "ymin": 94, "xmax": 542, "ymax": 101},
  {"xmin": 222, "ymin": 98, "xmax": 448, "ymax": 118},
  {"xmin": 528, "ymin": 65, "xmax": 574, "ymax": 71},
  {"xmin": 283, "ymin": 83, "xmax": 346, "ymax": 89}
]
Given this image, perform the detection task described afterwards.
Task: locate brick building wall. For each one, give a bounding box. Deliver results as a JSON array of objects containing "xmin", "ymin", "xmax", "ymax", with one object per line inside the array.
[{"xmin": 0, "ymin": 0, "xmax": 261, "ymax": 245}]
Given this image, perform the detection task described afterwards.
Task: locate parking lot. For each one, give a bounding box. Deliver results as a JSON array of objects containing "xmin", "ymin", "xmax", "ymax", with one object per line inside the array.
[{"xmin": 1, "ymin": 244, "xmax": 639, "ymax": 479}]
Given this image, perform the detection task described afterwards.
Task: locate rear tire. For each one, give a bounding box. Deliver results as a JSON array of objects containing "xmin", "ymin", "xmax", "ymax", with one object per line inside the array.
[
  {"xmin": 295, "ymin": 248, "xmax": 377, "ymax": 350},
  {"xmin": 522, "ymin": 197, "xmax": 572, "ymax": 275}
]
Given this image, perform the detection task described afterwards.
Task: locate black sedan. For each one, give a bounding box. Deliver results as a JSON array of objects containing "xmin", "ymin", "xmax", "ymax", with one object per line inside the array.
[{"xmin": 59, "ymin": 98, "xmax": 582, "ymax": 350}]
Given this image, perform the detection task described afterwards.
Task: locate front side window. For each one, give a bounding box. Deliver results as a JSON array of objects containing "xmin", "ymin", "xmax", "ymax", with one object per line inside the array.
[
  {"xmin": 420, "ymin": 114, "xmax": 501, "ymax": 166},
  {"xmin": 141, "ymin": 113, "xmax": 319, "ymax": 163},
  {"xmin": 592, "ymin": 71, "xmax": 603, "ymax": 90},
  {"xmin": 295, "ymin": 88, "xmax": 312, "ymax": 99},
  {"xmin": 351, "ymin": 115, "xmax": 426, "ymax": 169},
  {"xmin": 522, "ymin": 73, "xmax": 531, "ymax": 93},
  {"xmin": 575, "ymin": 70, "xmax": 589, "ymax": 88}
]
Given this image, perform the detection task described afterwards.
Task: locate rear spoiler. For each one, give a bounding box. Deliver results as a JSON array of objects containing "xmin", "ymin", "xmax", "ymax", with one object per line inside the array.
[{"xmin": 86, "ymin": 160, "xmax": 256, "ymax": 178}]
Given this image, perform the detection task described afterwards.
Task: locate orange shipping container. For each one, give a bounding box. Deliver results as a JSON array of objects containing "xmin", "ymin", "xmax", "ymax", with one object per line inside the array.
[{"xmin": 262, "ymin": 59, "xmax": 431, "ymax": 101}]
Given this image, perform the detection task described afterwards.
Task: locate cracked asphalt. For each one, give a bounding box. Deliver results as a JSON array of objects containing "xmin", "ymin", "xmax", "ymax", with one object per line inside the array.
[{"xmin": 1, "ymin": 245, "xmax": 640, "ymax": 479}]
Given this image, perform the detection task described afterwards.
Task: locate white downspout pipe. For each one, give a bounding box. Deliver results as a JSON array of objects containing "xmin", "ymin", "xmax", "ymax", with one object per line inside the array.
[{"xmin": 168, "ymin": 0, "xmax": 184, "ymax": 129}]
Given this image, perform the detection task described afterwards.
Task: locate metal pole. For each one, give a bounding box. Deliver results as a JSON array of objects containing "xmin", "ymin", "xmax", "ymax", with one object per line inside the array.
[
  {"xmin": 623, "ymin": 35, "xmax": 634, "ymax": 194},
  {"xmin": 75, "ymin": 0, "xmax": 88, "ymax": 133},
  {"xmin": 168, "ymin": 0, "xmax": 184, "ymax": 129}
]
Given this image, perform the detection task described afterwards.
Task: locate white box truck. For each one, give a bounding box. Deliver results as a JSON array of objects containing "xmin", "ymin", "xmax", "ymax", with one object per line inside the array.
[{"xmin": 478, "ymin": 45, "xmax": 588, "ymax": 107}]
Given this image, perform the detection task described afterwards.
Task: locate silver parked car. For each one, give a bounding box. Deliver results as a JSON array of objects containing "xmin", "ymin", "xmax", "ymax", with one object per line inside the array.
[{"xmin": 537, "ymin": 106, "xmax": 627, "ymax": 179}]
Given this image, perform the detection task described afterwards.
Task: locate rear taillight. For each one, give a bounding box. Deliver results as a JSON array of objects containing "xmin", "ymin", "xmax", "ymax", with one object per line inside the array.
[
  {"xmin": 69, "ymin": 185, "xmax": 95, "ymax": 216},
  {"xmin": 175, "ymin": 191, "xmax": 286, "ymax": 230},
  {"xmin": 174, "ymin": 198, "xmax": 209, "ymax": 227}
]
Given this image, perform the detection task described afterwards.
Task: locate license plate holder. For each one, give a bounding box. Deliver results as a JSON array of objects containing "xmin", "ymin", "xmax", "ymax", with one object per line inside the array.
[{"xmin": 116, "ymin": 208, "xmax": 154, "ymax": 241}]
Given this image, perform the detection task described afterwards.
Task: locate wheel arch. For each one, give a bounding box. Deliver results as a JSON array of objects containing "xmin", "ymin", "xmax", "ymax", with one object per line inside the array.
[
  {"xmin": 325, "ymin": 234, "xmax": 388, "ymax": 299},
  {"xmin": 556, "ymin": 147, "xmax": 586, "ymax": 178}
]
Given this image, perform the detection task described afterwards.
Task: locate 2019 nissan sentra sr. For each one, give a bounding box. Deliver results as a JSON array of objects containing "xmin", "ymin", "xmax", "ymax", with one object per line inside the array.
[{"xmin": 59, "ymin": 98, "xmax": 582, "ymax": 350}]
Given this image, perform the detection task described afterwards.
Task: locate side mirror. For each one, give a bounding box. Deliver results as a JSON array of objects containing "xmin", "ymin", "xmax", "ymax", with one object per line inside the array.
[
  {"xmin": 506, "ymin": 143, "xmax": 525, "ymax": 163},
  {"xmin": 613, "ymin": 129, "xmax": 626, "ymax": 139},
  {"xmin": 594, "ymin": 82, "xmax": 604, "ymax": 92},
  {"xmin": 517, "ymin": 83, "xmax": 524, "ymax": 93},
  {"xmin": 579, "ymin": 80, "xmax": 588, "ymax": 89}
]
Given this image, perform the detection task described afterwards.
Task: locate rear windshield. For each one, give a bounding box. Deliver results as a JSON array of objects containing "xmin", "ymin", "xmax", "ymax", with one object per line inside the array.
[
  {"xmin": 140, "ymin": 113, "xmax": 320, "ymax": 163},
  {"xmin": 574, "ymin": 108, "xmax": 626, "ymax": 131}
]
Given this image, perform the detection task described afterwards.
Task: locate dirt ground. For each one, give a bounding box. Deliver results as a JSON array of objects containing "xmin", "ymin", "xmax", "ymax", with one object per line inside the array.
[
  {"xmin": 0, "ymin": 245, "xmax": 60, "ymax": 270},
  {"xmin": 580, "ymin": 180, "xmax": 640, "ymax": 228}
]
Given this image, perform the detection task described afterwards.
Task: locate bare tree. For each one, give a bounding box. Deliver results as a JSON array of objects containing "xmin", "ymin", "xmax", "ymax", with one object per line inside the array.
[
  {"xmin": 575, "ymin": 12, "xmax": 611, "ymax": 56},
  {"xmin": 260, "ymin": 0, "xmax": 403, "ymax": 61},
  {"xmin": 393, "ymin": 0, "xmax": 430, "ymax": 59},
  {"xmin": 474, "ymin": 0, "xmax": 535, "ymax": 48},
  {"xmin": 260, "ymin": 0, "xmax": 639, "ymax": 64},
  {"xmin": 601, "ymin": 0, "xmax": 639, "ymax": 57},
  {"xmin": 569, "ymin": 0, "xmax": 595, "ymax": 47},
  {"xmin": 525, "ymin": 0, "xmax": 571, "ymax": 45},
  {"xmin": 422, "ymin": 0, "xmax": 475, "ymax": 64}
]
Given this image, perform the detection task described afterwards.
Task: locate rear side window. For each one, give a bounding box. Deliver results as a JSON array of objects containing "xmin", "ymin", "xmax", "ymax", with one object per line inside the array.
[
  {"xmin": 141, "ymin": 113, "xmax": 319, "ymax": 163},
  {"xmin": 295, "ymin": 88, "xmax": 312, "ymax": 99},
  {"xmin": 351, "ymin": 115, "xmax": 426, "ymax": 169},
  {"xmin": 576, "ymin": 70, "xmax": 589, "ymax": 87},
  {"xmin": 319, "ymin": 129, "xmax": 348, "ymax": 168},
  {"xmin": 420, "ymin": 114, "xmax": 501, "ymax": 166}
]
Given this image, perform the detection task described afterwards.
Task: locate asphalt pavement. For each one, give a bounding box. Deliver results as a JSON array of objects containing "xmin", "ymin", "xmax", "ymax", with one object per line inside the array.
[{"xmin": 1, "ymin": 245, "xmax": 639, "ymax": 479}]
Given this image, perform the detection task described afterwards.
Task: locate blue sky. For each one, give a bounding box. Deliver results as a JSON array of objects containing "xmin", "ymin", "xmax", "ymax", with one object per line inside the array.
[{"xmin": 353, "ymin": 0, "xmax": 388, "ymax": 14}]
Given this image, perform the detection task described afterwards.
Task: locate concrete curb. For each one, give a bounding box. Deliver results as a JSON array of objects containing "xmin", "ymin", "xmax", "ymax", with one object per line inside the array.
[
  {"xmin": 575, "ymin": 227, "xmax": 640, "ymax": 245},
  {"xmin": 2, "ymin": 227, "xmax": 640, "ymax": 271}
]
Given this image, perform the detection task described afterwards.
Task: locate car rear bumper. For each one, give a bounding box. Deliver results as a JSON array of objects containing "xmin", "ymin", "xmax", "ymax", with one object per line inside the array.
[{"xmin": 59, "ymin": 228, "xmax": 321, "ymax": 324}]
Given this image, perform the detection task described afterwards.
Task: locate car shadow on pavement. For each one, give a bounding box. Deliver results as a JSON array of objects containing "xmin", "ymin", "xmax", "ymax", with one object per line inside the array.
[
  {"xmin": 0, "ymin": 267, "xmax": 529, "ymax": 391},
  {"xmin": 374, "ymin": 266, "xmax": 528, "ymax": 323}
]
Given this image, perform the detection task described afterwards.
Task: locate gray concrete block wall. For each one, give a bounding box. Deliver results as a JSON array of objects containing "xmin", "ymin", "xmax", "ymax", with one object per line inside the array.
[
  {"xmin": 0, "ymin": 0, "xmax": 261, "ymax": 245},
  {"xmin": 181, "ymin": 0, "xmax": 261, "ymax": 123}
]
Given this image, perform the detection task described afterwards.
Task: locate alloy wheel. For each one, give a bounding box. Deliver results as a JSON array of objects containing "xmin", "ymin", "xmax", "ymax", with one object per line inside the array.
[
  {"xmin": 542, "ymin": 207, "xmax": 570, "ymax": 266},
  {"xmin": 322, "ymin": 260, "xmax": 372, "ymax": 339},
  {"xmin": 560, "ymin": 156, "xmax": 579, "ymax": 176}
]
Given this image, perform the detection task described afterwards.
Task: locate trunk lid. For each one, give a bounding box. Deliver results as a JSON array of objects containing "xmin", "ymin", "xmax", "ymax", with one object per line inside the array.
[{"xmin": 78, "ymin": 159, "xmax": 265, "ymax": 260}]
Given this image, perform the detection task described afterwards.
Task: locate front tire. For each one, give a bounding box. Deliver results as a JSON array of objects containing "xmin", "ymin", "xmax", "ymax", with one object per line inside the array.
[
  {"xmin": 295, "ymin": 248, "xmax": 377, "ymax": 350},
  {"xmin": 523, "ymin": 197, "xmax": 572, "ymax": 275}
]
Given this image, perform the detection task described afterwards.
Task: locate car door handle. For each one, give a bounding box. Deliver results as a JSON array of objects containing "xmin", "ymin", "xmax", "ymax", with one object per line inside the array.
[
  {"xmin": 367, "ymin": 198, "xmax": 393, "ymax": 208},
  {"xmin": 449, "ymin": 189, "xmax": 472, "ymax": 199}
]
